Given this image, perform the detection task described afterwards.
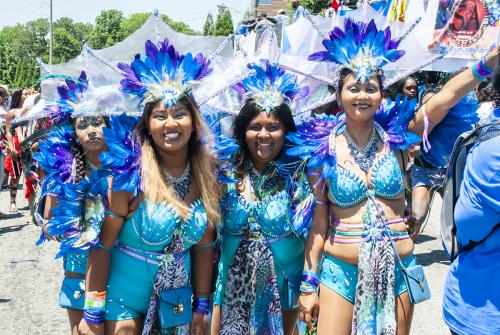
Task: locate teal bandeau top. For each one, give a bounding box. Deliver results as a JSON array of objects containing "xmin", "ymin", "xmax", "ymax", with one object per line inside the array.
[
  {"xmin": 327, "ymin": 124, "xmax": 405, "ymax": 208},
  {"xmin": 221, "ymin": 183, "xmax": 294, "ymax": 238},
  {"xmin": 118, "ymin": 199, "xmax": 208, "ymax": 252}
]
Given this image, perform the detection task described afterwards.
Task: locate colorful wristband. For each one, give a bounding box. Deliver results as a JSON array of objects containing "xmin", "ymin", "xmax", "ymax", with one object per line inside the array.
[
  {"xmin": 300, "ymin": 270, "xmax": 320, "ymax": 293},
  {"xmin": 84, "ymin": 290, "xmax": 107, "ymax": 311},
  {"xmin": 471, "ymin": 58, "xmax": 493, "ymax": 80}
]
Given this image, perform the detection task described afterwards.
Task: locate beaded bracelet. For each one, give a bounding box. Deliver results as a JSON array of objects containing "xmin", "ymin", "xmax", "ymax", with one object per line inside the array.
[
  {"xmin": 471, "ymin": 58, "xmax": 493, "ymax": 80},
  {"xmin": 83, "ymin": 309, "xmax": 105, "ymax": 324},
  {"xmin": 300, "ymin": 271, "xmax": 320, "ymax": 293},
  {"xmin": 192, "ymin": 297, "xmax": 211, "ymax": 315}
]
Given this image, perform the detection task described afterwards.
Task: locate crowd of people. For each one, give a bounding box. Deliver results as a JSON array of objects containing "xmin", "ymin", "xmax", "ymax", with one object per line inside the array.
[{"xmin": 1, "ymin": 6, "xmax": 499, "ymax": 335}]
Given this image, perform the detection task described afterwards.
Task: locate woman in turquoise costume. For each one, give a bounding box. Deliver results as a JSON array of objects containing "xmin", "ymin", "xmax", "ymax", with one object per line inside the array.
[
  {"xmin": 211, "ymin": 60, "xmax": 315, "ymax": 335},
  {"xmin": 286, "ymin": 17, "xmax": 499, "ymax": 335},
  {"xmin": 34, "ymin": 71, "xmax": 115, "ymax": 335},
  {"xmin": 78, "ymin": 39, "xmax": 220, "ymax": 335}
]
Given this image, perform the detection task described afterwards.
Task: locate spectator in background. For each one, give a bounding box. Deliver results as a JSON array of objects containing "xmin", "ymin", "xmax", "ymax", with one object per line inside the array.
[
  {"xmin": 4, "ymin": 88, "xmax": 28, "ymax": 212},
  {"xmin": 292, "ymin": 0, "xmax": 308, "ymax": 20},
  {"xmin": 236, "ymin": 19, "xmax": 251, "ymax": 35},
  {"xmin": 476, "ymin": 80, "xmax": 500, "ymax": 122},
  {"xmin": 442, "ymin": 63, "xmax": 500, "ymax": 335},
  {"xmin": 0, "ymin": 86, "xmax": 9, "ymax": 218},
  {"xmin": 275, "ymin": 9, "xmax": 289, "ymax": 25},
  {"xmin": 255, "ymin": 13, "xmax": 274, "ymax": 33}
]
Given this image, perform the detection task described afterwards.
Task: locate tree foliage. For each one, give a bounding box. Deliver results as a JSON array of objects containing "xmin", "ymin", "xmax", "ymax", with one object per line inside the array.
[
  {"xmin": 295, "ymin": 0, "xmax": 332, "ymax": 14},
  {"xmin": 0, "ymin": 11, "xmax": 198, "ymax": 89},
  {"xmin": 214, "ymin": 7, "xmax": 234, "ymax": 36},
  {"xmin": 203, "ymin": 12, "xmax": 215, "ymax": 36}
]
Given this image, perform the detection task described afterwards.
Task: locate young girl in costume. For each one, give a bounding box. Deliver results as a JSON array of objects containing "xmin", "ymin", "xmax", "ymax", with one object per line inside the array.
[
  {"xmin": 286, "ymin": 17, "xmax": 499, "ymax": 334},
  {"xmin": 34, "ymin": 71, "xmax": 112, "ymax": 335},
  {"xmin": 211, "ymin": 60, "xmax": 315, "ymax": 335},
  {"xmin": 78, "ymin": 39, "xmax": 220, "ymax": 335}
]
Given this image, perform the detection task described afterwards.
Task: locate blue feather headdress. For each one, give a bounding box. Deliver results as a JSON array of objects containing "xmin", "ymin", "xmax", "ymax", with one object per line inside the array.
[
  {"xmin": 308, "ymin": 18, "xmax": 405, "ymax": 84},
  {"xmin": 233, "ymin": 60, "xmax": 309, "ymax": 114},
  {"xmin": 42, "ymin": 71, "xmax": 89, "ymax": 124},
  {"xmin": 118, "ymin": 38, "xmax": 213, "ymax": 108},
  {"xmin": 42, "ymin": 71, "xmax": 135, "ymax": 121}
]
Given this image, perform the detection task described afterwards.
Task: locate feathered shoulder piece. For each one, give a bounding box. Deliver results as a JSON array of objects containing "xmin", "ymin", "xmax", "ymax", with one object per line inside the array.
[
  {"xmin": 99, "ymin": 113, "xmax": 141, "ymax": 195},
  {"xmin": 33, "ymin": 124, "xmax": 76, "ymax": 195},
  {"xmin": 374, "ymin": 95, "xmax": 420, "ymax": 150},
  {"xmin": 286, "ymin": 113, "xmax": 343, "ymax": 180},
  {"xmin": 233, "ymin": 59, "xmax": 309, "ymax": 114},
  {"xmin": 308, "ymin": 18, "xmax": 405, "ymax": 83},
  {"xmin": 118, "ymin": 38, "xmax": 212, "ymax": 108},
  {"xmin": 421, "ymin": 92, "xmax": 479, "ymax": 167},
  {"xmin": 201, "ymin": 107, "xmax": 240, "ymax": 183},
  {"xmin": 45, "ymin": 171, "xmax": 108, "ymax": 258}
]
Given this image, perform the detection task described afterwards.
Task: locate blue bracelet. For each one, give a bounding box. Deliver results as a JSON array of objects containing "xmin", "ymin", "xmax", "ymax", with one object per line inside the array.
[{"xmin": 83, "ymin": 309, "xmax": 105, "ymax": 324}]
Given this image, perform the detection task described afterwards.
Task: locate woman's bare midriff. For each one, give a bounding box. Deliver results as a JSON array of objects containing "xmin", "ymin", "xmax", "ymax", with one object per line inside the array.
[{"xmin": 324, "ymin": 196, "xmax": 414, "ymax": 265}]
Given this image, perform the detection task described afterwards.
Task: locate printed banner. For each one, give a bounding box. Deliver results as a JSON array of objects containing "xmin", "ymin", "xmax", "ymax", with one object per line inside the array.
[{"xmin": 429, "ymin": 0, "xmax": 499, "ymax": 59}]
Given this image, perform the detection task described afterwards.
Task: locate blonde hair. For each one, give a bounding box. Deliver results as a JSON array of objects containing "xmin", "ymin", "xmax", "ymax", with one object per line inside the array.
[{"xmin": 135, "ymin": 94, "xmax": 220, "ymax": 226}]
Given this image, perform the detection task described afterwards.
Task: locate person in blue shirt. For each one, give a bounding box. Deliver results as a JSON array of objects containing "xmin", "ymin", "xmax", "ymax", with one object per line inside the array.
[{"xmin": 442, "ymin": 64, "xmax": 500, "ymax": 335}]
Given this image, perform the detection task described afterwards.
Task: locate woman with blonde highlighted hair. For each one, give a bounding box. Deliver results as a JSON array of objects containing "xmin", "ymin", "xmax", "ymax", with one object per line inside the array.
[{"xmin": 78, "ymin": 39, "xmax": 220, "ymax": 335}]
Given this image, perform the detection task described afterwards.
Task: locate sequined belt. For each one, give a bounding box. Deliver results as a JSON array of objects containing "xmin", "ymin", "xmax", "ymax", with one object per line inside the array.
[
  {"xmin": 329, "ymin": 217, "xmax": 410, "ymax": 244},
  {"xmin": 114, "ymin": 242, "xmax": 187, "ymax": 266}
]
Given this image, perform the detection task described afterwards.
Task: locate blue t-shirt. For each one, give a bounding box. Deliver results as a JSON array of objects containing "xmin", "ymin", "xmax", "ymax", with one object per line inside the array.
[
  {"xmin": 236, "ymin": 24, "xmax": 248, "ymax": 35},
  {"xmin": 442, "ymin": 108, "xmax": 500, "ymax": 335}
]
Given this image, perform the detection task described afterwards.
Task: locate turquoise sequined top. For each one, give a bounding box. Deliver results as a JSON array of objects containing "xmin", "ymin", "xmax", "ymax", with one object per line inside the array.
[
  {"xmin": 215, "ymin": 172, "xmax": 313, "ymax": 307},
  {"xmin": 107, "ymin": 198, "xmax": 207, "ymax": 315},
  {"xmin": 327, "ymin": 123, "xmax": 405, "ymax": 208}
]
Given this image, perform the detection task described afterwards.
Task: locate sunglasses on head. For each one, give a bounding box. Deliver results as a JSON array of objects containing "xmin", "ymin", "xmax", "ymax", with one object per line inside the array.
[{"xmin": 75, "ymin": 117, "xmax": 105, "ymax": 130}]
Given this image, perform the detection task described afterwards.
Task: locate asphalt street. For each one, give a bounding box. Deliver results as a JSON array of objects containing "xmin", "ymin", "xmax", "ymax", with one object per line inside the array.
[{"xmin": 0, "ymin": 188, "xmax": 451, "ymax": 334}]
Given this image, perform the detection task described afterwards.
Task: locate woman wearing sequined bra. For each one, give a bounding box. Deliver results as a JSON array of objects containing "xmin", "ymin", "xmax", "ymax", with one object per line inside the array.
[
  {"xmin": 287, "ymin": 18, "xmax": 499, "ymax": 335},
  {"xmin": 78, "ymin": 39, "xmax": 220, "ymax": 335},
  {"xmin": 211, "ymin": 61, "xmax": 315, "ymax": 335},
  {"xmin": 34, "ymin": 72, "xmax": 110, "ymax": 335}
]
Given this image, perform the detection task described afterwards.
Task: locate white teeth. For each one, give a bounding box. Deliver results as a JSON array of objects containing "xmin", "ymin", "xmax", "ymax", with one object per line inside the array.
[
  {"xmin": 164, "ymin": 133, "xmax": 180, "ymax": 140},
  {"xmin": 354, "ymin": 104, "xmax": 370, "ymax": 108},
  {"xmin": 258, "ymin": 143, "xmax": 272, "ymax": 147}
]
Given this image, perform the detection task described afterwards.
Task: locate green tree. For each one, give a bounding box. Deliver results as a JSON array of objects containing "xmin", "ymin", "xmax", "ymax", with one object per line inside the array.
[
  {"xmin": 214, "ymin": 7, "xmax": 234, "ymax": 36},
  {"xmin": 121, "ymin": 13, "xmax": 151, "ymax": 37},
  {"xmin": 203, "ymin": 12, "xmax": 215, "ymax": 35},
  {"xmin": 162, "ymin": 14, "xmax": 197, "ymax": 35},
  {"xmin": 88, "ymin": 9, "xmax": 125, "ymax": 49},
  {"xmin": 52, "ymin": 27, "xmax": 81, "ymax": 63},
  {"xmin": 295, "ymin": 0, "xmax": 331, "ymax": 14}
]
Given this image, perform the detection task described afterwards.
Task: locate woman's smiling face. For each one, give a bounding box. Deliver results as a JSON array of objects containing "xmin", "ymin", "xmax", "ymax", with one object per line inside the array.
[
  {"xmin": 339, "ymin": 73, "xmax": 383, "ymax": 122},
  {"xmin": 148, "ymin": 100, "xmax": 193, "ymax": 155},
  {"xmin": 245, "ymin": 111, "xmax": 285, "ymax": 169}
]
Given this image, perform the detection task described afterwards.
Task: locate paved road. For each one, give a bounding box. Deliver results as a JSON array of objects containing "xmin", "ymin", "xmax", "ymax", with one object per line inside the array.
[{"xmin": 0, "ymin": 189, "xmax": 451, "ymax": 335}]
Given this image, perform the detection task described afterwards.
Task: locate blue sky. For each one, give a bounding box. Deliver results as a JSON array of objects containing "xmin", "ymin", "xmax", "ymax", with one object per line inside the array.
[{"xmin": 0, "ymin": 0, "xmax": 250, "ymax": 31}]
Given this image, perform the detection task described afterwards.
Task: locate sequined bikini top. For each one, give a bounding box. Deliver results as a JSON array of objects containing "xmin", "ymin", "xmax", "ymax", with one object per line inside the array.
[
  {"xmin": 221, "ymin": 180, "xmax": 294, "ymax": 238},
  {"xmin": 327, "ymin": 122, "xmax": 405, "ymax": 208},
  {"xmin": 119, "ymin": 198, "xmax": 208, "ymax": 252}
]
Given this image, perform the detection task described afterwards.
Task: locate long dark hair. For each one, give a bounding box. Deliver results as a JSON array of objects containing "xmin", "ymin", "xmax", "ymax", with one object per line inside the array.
[
  {"xmin": 233, "ymin": 98, "xmax": 296, "ymax": 178},
  {"xmin": 9, "ymin": 89, "xmax": 24, "ymax": 110}
]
